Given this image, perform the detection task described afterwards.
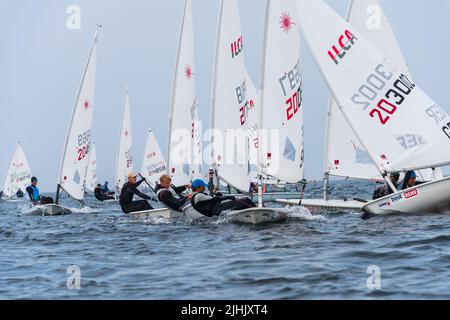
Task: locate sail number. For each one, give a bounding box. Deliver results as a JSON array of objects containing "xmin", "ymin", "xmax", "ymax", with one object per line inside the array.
[
  {"xmin": 77, "ymin": 143, "xmax": 91, "ymax": 161},
  {"xmin": 286, "ymin": 87, "xmax": 302, "ymax": 121},
  {"xmin": 77, "ymin": 130, "xmax": 91, "ymax": 161},
  {"xmin": 279, "ymin": 59, "xmax": 302, "ymax": 122},
  {"xmin": 443, "ymin": 123, "xmax": 450, "ymax": 139},
  {"xmin": 351, "ymin": 64, "xmax": 415, "ymax": 125},
  {"xmin": 125, "ymin": 149, "xmax": 133, "ymax": 168},
  {"xmin": 236, "ymin": 79, "xmax": 256, "ymax": 126}
]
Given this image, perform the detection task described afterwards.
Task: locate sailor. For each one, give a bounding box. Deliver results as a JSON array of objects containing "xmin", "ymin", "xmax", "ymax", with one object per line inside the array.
[
  {"xmin": 101, "ymin": 181, "xmax": 114, "ymax": 196},
  {"xmin": 16, "ymin": 188, "xmax": 24, "ymax": 198},
  {"xmin": 25, "ymin": 177, "xmax": 54, "ymax": 205},
  {"xmin": 402, "ymin": 171, "xmax": 417, "ymax": 190},
  {"xmin": 373, "ymin": 173, "xmax": 400, "ymax": 200},
  {"xmin": 155, "ymin": 174, "xmax": 192, "ymax": 212},
  {"xmin": 94, "ymin": 183, "xmax": 115, "ymax": 202},
  {"xmin": 119, "ymin": 173, "xmax": 153, "ymax": 214},
  {"xmin": 0, "ymin": 191, "xmax": 3, "ymax": 198},
  {"xmin": 191, "ymin": 179, "xmax": 256, "ymax": 218}
]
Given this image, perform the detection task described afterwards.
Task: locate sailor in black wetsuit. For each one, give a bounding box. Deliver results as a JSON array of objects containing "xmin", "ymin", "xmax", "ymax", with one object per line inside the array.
[
  {"xmin": 16, "ymin": 188, "xmax": 24, "ymax": 198},
  {"xmin": 119, "ymin": 173, "xmax": 153, "ymax": 214},
  {"xmin": 154, "ymin": 174, "xmax": 192, "ymax": 211},
  {"xmin": 190, "ymin": 179, "xmax": 256, "ymax": 217},
  {"xmin": 94, "ymin": 184, "xmax": 115, "ymax": 202}
]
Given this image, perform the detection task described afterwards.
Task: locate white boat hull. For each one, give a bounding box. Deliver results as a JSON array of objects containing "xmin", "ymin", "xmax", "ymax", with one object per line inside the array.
[
  {"xmin": 228, "ymin": 208, "xmax": 288, "ymax": 225},
  {"xmin": 182, "ymin": 205, "xmax": 205, "ymax": 219},
  {"xmin": 35, "ymin": 204, "xmax": 72, "ymax": 216},
  {"xmin": 363, "ymin": 177, "xmax": 450, "ymax": 216},
  {"xmin": 129, "ymin": 208, "xmax": 180, "ymax": 220},
  {"xmin": 277, "ymin": 198, "xmax": 365, "ymax": 213}
]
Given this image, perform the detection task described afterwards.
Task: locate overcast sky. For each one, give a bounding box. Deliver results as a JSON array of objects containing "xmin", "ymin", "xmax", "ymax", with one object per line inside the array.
[{"xmin": 1, "ymin": 0, "xmax": 449, "ymax": 191}]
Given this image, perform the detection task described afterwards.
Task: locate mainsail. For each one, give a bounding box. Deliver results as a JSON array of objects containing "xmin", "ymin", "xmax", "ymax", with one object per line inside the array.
[
  {"xmin": 168, "ymin": 0, "xmax": 198, "ymax": 186},
  {"xmin": 58, "ymin": 28, "xmax": 99, "ymax": 202},
  {"xmin": 211, "ymin": 0, "xmax": 252, "ymax": 192},
  {"xmin": 2, "ymin": 142, "xmax": 32, "ymax": 198},
  {"xmin": 259, "ymin": 0, "xmax": 304, "ymax": 183},
  {"xmin": 141, "ymin": 130, "xmax": 167, "ymax": 188},
  {"xmin": 115, "ymin": 88, "xmax": 133, "ymax": 194},
  {"xmin": 297, "ymin": 0, "xmax": 450, "ymax": 176},
  {"xmin": 85, "ymin": 143, "xmax": 97, "ymax": 193},
  {"xmin": 324, "ymin": 0, "xmax": 443, "ymax": 181}
]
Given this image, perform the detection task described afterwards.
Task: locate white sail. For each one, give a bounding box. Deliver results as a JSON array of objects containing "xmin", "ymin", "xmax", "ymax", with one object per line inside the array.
[
  {"xmin": 141, "ymin": 130, "xmax": 168, "ymax": 188},
  {"xmin": 211, "ymin": 0, "xmax": 252, "ymax": 192},
  {"xmin": 259, "ymin": 0, "xmax": 304, "ymax": 183},
  {"xmin": 325, "ymin": 0, "xmax": 443, "ymax": 181},
  {"xmin": 58, "ymin": 28, "xmax": 99, "ymax": 201},
  {"xmin": 191, "ymin": 97, "xmax": 203, "ymax": 179},
  {"xmin": 115, "ymin": 88, "xmax": 133, "ymax": 194},
  {"xmin": 168, "ymin": 0, "xmax": 197, "ymax": 186},
  {"xmin": 85, "ymin": 143, "xmax": 97, "ymax": 193},
  {"xmin": 297, "ymin": 0, "xmax": 450, "ymax": 175},
  {"xmin": 2, "ymin": 143, "xmax": 32, "ymax": 198},
  {"xmin": 245, "ymin": 72, "xmax": 260, "ymax": 183}
]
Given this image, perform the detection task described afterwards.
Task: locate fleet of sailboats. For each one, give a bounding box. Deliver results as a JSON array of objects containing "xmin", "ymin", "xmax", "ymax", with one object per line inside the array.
[{"xmin": 3, "ymin": 1, "xmax": 449, "ymax": 221}]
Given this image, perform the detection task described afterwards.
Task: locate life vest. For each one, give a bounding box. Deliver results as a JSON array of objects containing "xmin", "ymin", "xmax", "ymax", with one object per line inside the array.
[
  {"xmin": 29, "ymin": 185, "xmax": 40, "ymax": 201},
  {"xmin": 156, "ymin": 185, "xmax": 179, "ymax": 201},
  {"xmin": 191, "ymin": 192, "xmax": 223, "ymax": 217}
]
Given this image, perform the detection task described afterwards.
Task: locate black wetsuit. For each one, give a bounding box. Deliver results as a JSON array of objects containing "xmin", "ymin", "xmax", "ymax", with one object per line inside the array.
[
  {"xmin": 119, "ymin": 179, "xmax": 153, "ymax": 213},
  {"xmin": 155, "ymin": 184, "xmax": 187, "ymax": 211},
  {"xmin": 94, "ymin": 186, "xmax": 115, "ymax": 202},
  {"xmin": 16, "ymin": 189, "xmax": 24, "ymax": 198},
  {"xmin": 191, "ymin": 193, "xmax": 256, "ymax": 217}
]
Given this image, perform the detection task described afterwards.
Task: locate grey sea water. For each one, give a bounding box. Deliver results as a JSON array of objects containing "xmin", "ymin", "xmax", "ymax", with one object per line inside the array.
[{"xmin": 1, "ymin": 179, "xmax": 450, "ymax": 300}]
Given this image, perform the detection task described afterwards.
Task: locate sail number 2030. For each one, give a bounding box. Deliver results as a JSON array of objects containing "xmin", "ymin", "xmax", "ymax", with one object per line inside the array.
[{"xmin": 351, "ymin": 64, "xmax": 415, "ymax": 126}]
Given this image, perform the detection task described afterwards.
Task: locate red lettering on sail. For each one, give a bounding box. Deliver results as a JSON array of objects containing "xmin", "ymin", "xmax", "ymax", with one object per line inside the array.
[{"xmin": 328, "ymin": 30, "xmax": 357, "ymax": 65}]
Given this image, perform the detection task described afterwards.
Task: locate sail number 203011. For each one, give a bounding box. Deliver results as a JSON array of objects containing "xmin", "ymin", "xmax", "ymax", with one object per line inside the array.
[{"xmin": 351, "ymin": 64, "xmax": 415, "ymax": 125}]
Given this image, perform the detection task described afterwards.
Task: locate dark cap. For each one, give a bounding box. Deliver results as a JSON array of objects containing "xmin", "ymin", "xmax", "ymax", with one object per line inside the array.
[{"xmin": 31, "ymin": 177, "xmax": 38, "ymax": 183}]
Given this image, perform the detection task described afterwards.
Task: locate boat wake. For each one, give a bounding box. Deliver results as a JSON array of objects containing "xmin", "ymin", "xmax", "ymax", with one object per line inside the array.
[{"xmin": 282, "ymin": 206, "xmax": 326, "ymax": 221}]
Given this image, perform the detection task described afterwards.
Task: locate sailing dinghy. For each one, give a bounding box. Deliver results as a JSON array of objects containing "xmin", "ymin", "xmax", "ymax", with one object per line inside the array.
[
  {"xmin": 115, "ymin": 87, "xmax": 133, "ymax": 197},
  {"xmin": 209, "ymin": 0, "xmax": 308, "ymax": 224},
  {"xmin": 296, "ymin": 0, "xmax": 450, "ymax": 215},
  {"xmin": 37, "ymin": 27, "xmax": 100, "ymax": 216},
  {"xmin": 1, "ymin": 142, "xmax": 33, "ymax": 200},
  {"xmin": 281, "ymin": 0, "xmax": 443, "ymax": 213},
  {"xmin": 167, "ymin": 0, "xmax": 202, "ymax": 188},
  {"xmin": 134, "ymin": 130, "xmax": 174, "ymax": 219}
]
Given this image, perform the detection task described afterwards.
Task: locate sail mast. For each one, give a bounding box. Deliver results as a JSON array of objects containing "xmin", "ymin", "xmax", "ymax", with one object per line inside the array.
[
  {"xmin": 257, "ymin": 0, "xmax": 272, "ymax": 208},
  {"xmin": 210, "ymin": 0, "xmax": 225, "ymax": 190}
]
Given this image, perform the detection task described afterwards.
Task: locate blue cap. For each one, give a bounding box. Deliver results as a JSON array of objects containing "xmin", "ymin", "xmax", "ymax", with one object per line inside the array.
[
  {"xmin": 409, "ymin": 171, "xmax": 416, "ymax": 178},
  {"xmin": 192, "ymin": 179, "xmax": 208, "ymax": 189}
]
